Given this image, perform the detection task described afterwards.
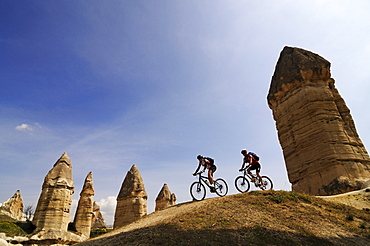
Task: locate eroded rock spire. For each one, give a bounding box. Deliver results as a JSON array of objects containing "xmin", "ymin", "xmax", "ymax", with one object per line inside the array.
[
  {"xmin": 113, "ymin": 164, "xmax": 147, "ymax": 229},
  {"xmin": 0, "ymin": 190, "xmax": 24, "ymax": 221},
  {"xmin": 268, "ymin": 46, "xmax": 370, "ymax": 195},
  {"xmin": 155, "ymin": 183, "xmax": 176, "ymax": 211},
  {"xmin": 74, "ymin": 171, "xmax": 94, "ymax": 238},
  {"xmin": 33, "ymin": 152, "xmax": 74, "ymax": 232}
]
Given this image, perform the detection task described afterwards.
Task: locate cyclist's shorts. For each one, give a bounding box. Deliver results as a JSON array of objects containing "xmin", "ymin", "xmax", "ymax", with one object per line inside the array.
[
  {"xmin": 249, "ymin": 163, "xmax": 261, "ymax": 172},
  {"xmin": 209, "ymin": 165, "xmax": 217, "ymax": 173}
]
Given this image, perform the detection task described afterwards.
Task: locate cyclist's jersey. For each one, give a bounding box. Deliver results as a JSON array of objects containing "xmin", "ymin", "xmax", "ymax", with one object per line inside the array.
[
  {"xmin": 201, "ymin": 157, "xmax": 215, "ymax": 169},
  {"xmin": 194, "ymin": 157, "xmax": 216, "ymax": 174},
  {"xmin": 244, "ymin": 154, "xmax": 259, "ymax": 166}
]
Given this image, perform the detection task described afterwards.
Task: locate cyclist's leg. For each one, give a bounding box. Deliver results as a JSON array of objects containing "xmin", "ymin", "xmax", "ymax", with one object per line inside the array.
[
  {"xmin": 255, "ymin": 163, "xmax": 263, "ymax": 184},
  {"xmin": 247, "ymin": 166, "xmax": 253, "ymax": 176},
  {"xmin": 209, "ymin": 165, "xmax": 216, "ymax": 185},
  {"xmin": 208, "ymin": 169, "xmax": 214, "ymax": 185}
]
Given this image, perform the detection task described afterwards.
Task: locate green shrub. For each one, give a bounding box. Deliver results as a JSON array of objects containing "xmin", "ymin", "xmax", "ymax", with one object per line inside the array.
[
  {"xmin": 346, "ymin": 214, "xmax": 354, "ymax": 221},
  {"xmin": 0, "ymin": 222, "xmax": 27, "ymax": 237},
  {"xmin": 359, "ymin": 222, "xmax": 367, "ymax": 229},
  {"xmin": 269, "ymin": 191, "xmax": 313, "ymax": 204},
  {"xmin": 90, "ymin": 228, "xmax": 112, "ymax": 238},
  {"xmin": 15, "ymin": 221, "xmax": 35, "ymax": 234}
]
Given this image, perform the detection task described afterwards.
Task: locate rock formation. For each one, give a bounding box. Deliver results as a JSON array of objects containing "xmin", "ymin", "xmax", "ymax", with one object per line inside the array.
[
  {"xmin": 33, "ymin": 152, "xmax": 75, "ymax": 232},
  {"xmin": 113, "ymin": 165, "xmax": 148, "ymax": 229},
  {"xmin": 155, "ymin": 184, "xmax": 176, "ymax": 211},
  {"xmin": 0, "ymin": 190, "xmax": 24, "ymax": 221},
  {"xmin": 268, "ymin": 46, "xmax": 370, "ymax": 195},
  {"xmin": 74, "ymin": 171, "xmax": 94, "ymax": 238},
  {"xmin": 30, "ymin": 153, "xmax": 84, "ymax": 244},
  {"xmin": 91, "ymin": 201, "xmax": 107, "ymax": 229}
]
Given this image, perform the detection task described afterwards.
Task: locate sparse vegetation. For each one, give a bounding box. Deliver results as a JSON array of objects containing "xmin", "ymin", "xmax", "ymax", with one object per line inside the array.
[
  {"xmin": 90, "ymin": 228, "xmax": 113, "ymax": 238},
  {"xmin": 24, "ymin": 204, "xmax": 34, "ymax": 221},
  {"xmin": 346, "ymin": 214, "xmax": 354, "ymax": 221},
  {"xmin": 0, "ymin": 221, "xmax": 27, "ymax": 237},
  {"xmin": 359, "ymin": 222, "xmax": 367, "ymax": 229}
]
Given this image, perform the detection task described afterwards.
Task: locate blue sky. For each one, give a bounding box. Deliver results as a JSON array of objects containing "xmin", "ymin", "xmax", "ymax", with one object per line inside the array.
[{"xmin": 1, "ymin": 1, "xmax": 370, "ymax": 225}]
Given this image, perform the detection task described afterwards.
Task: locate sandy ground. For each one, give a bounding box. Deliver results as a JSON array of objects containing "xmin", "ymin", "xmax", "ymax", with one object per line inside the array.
[
  {"xmin": 93, "ymin": 200, "xmax": 204, "ymax": 239},
  {"xmin": 106, "ymin": 189, "xmax": 370, "ymax": 237},
  {"xmin": 318, "ymin": 188, "xmax": 370, "ymax": 210}
]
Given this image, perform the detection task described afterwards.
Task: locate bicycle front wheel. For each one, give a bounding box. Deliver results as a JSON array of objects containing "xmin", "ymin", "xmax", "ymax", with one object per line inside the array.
[
  {"xmin": 260, "ymin": 176, "xmax": 273, "ymax": 190},
  {"xmin": 190, "ymin": 181, "xmax": 206, "ymax": 201},
  {"xmin": 235, "ymin": 176, "xmax": 250, "ymax": 193},
  {"xmin": 214, "ymin": 178, "xmax": 228, "ymax": 197}
]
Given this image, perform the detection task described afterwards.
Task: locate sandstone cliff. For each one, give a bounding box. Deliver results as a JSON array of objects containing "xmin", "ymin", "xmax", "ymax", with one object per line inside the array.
[
  {"xmin": 155, "ymin": 183, "xmax": 176, "ymax": 211},
  {"xmin": 113, "ymin": 165, "xmax": 148, "ymax": 229},
  {"xmin": 74, "ymin": 171, "xmax": 95, "ymax": 238},
  {"xmin": 268, "ymin": 46, "xmax": 370, "ymax": 195}
]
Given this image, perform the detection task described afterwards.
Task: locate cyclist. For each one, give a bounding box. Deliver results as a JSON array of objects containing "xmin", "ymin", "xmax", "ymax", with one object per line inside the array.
[
  {"xmin": 239, "ymin": 149, "xmax": 263, "ymax": 186},
  {"xmin": 193, "ymin": 155, "xmax": 217, "ymax": 192}
]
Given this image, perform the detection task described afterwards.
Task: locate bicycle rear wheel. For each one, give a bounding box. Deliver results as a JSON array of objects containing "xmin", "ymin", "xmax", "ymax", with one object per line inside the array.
[
  {"xmin": 214, "ymin": 178, "xmax": 228, "ymax": 197},
  {"xmin": 260, "ymin": 176, "xmax": 273, "ymax": 190},
  {"xmin": 235, "ymin": 176, "xmax": 250, "ymax": 193},
  {"xmin": 190, "ymin": 181, "xmax": 206, "ymax": 201}
]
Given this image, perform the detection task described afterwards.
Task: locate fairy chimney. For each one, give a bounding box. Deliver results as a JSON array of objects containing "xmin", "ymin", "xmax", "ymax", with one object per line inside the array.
[
  {"xmin": 91, "ymin": 201, "xmax": 107, "ymax": 229},
  {"xmin": 32, "ymin": 152, "xmax": 75, "ymax": 232},
  {"xmin": 113, "ymin": 165, "xmax": 147, "ymax": 229},
  {"xmin": 0, "ymin": 190, "xmax": 24, "ymax": 221},
  {"xmin": 155, "ymin": 184, "xmax": 176, "ymax": 211},
  {"xmin": 74, "ymin": 171, "xmax": 94, "ymax": 238},
  {"xmin": 268, "ymin": 46, "xmax": 370, "ymax": 195}
]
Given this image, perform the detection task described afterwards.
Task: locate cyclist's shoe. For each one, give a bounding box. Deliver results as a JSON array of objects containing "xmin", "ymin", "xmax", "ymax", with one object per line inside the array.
[{"xmin": 210, "ymin": 187, "xmax": 216, "ymax": 193}]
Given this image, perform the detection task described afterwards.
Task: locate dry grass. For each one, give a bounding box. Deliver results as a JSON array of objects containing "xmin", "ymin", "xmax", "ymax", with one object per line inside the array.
[{"xmin": 77, "ymin": 190, "xmax": 370, "ymax": 246}]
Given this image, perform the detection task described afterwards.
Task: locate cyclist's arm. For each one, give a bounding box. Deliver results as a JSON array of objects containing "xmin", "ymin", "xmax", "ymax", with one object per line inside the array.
[
  {"xmin": 240, "ymin": 158, "xmax": 248, "ymax": 170},
  {"xmin": 193, "ymin": 164, "xmax": 201, "ymax": 175}
]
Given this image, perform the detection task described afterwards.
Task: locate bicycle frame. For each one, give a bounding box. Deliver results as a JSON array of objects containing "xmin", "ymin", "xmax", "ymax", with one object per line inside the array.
[
  {"xmin": 241, "ymin": 169, "xmax": 257, "ymax": 182},
  {"xmin": 194, "ymin": 172, "xmax": 212, "ymax": 187}
]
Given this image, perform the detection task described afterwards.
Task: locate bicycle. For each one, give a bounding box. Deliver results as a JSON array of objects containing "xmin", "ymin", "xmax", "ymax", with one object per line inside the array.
[
  {"xmin": 190, "ymin": 172, "xmax": 228, "ymax": 201},
  {"xmin": 234, "ymin": 168, "xmax": 273, "ymax": 193}
]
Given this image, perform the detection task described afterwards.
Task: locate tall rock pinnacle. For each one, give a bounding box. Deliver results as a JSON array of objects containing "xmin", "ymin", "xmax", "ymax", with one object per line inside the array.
[
  {"xmin": 33, "ymin": 152, "xmax": 75, "ymax": 232},
  {"xmin": 113, "ymin": 165, "xmax": 147, "ymax": 229},
  {"xmin": 74, "ymin": 171, "xmax": 94, "ymax": 238},
  {"xmin": 268, "ymin": 46, "xmax": 370, "ymax": 195}
]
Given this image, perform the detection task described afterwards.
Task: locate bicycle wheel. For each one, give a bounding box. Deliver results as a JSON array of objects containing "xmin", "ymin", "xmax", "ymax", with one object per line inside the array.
[
  {"xmin": 214, "ymin": 178, "xmax": 228, "ymax": 197},
  {"xmin": 235, "ymin": 176, "xmax": 250, "ymax": 193},
  {"xmin": 260, "ymin": 176, "xmax": 273, "ymax": 190},
  {"xmin": 190, "ymin": 181, "xmax": 206, "ymax": 201}
]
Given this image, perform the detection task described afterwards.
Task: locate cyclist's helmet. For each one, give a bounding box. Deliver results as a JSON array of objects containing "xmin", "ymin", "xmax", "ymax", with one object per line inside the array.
[
  {"xmin": 241, "ymin": 149, "xmax": 247, "ymax": 155},
  {"xmin": 197, "ymin": 155, "xmax": 203, "ymax": 160}
]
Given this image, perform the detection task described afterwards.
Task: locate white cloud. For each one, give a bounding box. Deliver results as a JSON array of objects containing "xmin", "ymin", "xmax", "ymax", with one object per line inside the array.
[
  {"xmin": 96, "ymin": 196, "xmax": 117, "ymax": 225},
  {"xmin": 15, "ymin": 123, "xmax": 33, "ymax": 131}
]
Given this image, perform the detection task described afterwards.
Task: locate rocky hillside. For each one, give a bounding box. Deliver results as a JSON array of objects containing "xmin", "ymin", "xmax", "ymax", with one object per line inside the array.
[{"xmin": 76, "ymin": 190, "xmax": 370, "ymax": 246}]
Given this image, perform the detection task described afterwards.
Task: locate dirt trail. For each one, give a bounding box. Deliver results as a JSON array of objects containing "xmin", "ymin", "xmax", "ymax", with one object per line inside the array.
[{"xmin": 318, "ymin": 188, "xmax": 370, "ymax": 210}]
